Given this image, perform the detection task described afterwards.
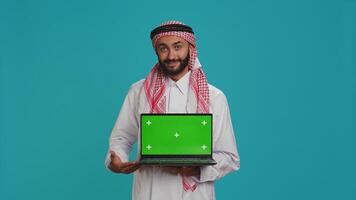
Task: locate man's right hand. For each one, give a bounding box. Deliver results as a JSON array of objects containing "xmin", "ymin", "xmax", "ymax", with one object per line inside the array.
[{"xmin": 108, "ymin": 151, "xmax": 141, "ymax": 174}]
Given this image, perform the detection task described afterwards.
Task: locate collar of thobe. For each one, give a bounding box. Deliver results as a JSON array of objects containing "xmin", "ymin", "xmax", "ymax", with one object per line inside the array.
[{"xmin": 166, "ymin": 70, "xmax": 191, "ymax": 96}]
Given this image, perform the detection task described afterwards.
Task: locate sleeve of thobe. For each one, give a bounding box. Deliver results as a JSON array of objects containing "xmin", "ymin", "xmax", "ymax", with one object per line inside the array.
[
  {"xmin": 195, "ymin": 93, "xmax": 240, "ymax": 183},
  {"xmin": 104, "ymin": 85, "xmax": 139, "ymax": 170}
]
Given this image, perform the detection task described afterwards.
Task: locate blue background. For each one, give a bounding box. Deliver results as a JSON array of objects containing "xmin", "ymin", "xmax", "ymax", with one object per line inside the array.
[{"xmin": 1, "ymin": 0, "xmax": 355, "ymax": 199}]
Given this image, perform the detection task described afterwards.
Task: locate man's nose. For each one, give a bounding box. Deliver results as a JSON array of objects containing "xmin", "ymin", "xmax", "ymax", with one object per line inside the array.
[{"xmin": 167, "ymin": 49, "xmax": 175, "ymax": 60}]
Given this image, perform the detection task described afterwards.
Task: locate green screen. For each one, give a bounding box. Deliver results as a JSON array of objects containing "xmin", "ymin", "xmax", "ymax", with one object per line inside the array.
[{"xmin": 141, "ymin": 115, "xmax": 212, "ymax": 155}]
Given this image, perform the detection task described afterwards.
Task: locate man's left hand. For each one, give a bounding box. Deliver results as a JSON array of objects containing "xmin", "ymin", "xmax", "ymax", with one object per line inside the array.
[
  {"xmin": 180, "ymin": 166, "xmax": 200, "ymax": 177},
  {"xmin": 162, "ymin": 166, "xmax": 200, "ymax": 177}
]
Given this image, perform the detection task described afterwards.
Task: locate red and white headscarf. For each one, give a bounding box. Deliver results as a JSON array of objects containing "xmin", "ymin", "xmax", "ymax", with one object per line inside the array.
[{"xmin": 144, "ymin": 20, "xmax": 210, "ymax": 114}]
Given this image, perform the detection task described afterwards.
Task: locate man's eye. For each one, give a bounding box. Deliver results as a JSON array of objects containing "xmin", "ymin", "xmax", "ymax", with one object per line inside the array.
[
  {"xmin": 175, "ymin": 45, "xmax": 182, "ymax": 50},
  {"xmin": 160, "ymin": 47, "xmax": 167, "ymax": 52}
]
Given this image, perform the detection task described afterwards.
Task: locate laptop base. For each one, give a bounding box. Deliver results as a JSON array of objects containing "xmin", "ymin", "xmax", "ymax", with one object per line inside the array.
[{"xmin": 139, "ymin": 158, "xmax": 217, "ymax": 166}]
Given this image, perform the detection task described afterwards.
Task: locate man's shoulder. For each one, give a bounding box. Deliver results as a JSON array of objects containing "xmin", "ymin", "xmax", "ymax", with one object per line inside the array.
[
  {"xmin": 128, "ymin": 79, "xmax": 145, "ymax": 92},
  {"xmin": 208, "ymin": 83, "xmax": 226, "ymax": 100},
  {"xmin": 123, "ymin": 79, "xmax": 145, "ymax": 99},
  {"xmin": 208, "ymin": 83, "xmax": 230, "ymax": 112}
]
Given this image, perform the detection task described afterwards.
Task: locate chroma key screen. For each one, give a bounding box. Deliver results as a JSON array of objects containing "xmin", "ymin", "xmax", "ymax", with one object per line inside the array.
[{"xmin": 141, "ymin": 114, "xmax": 212, "ymax": 155}]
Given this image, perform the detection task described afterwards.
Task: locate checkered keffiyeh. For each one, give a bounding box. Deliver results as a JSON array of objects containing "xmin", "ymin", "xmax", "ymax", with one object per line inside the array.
[{"xmin": 143, "ymin": 20, "xmax": 210, "ymax": 192}]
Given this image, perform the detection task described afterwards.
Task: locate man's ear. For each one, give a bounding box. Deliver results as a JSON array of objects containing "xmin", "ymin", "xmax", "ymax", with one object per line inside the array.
[{"xmin": 189, "ymin": 44, "xmax": 193, "ymax": 51}]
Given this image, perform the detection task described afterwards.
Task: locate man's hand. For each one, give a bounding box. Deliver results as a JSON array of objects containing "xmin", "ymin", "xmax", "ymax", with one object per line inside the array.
[
  {"xmin": 162, "ymin": 166, "xmax": 200, "ymax": 177},
  {"xmin": 108, "ymin": 151, "xmax": 141, "ymax": 174},
  {"xmin": 162, "ymin": 166, "xmax": 181, "ymax": 175},
  {"xmin": 180, "ymin": 166, "xmax": 200, "ymax": 177}
]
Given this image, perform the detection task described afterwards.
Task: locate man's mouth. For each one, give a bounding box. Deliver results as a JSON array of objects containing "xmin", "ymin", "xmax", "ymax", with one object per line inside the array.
[{"xmin": 166, "ymin": 61, "xmax": 180, "ymax": 67}]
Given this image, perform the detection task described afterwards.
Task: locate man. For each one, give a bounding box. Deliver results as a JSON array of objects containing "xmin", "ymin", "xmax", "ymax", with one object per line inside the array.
[{"xmin": 105, "ymin": 20, "xmax": 240, "ymax": 200}]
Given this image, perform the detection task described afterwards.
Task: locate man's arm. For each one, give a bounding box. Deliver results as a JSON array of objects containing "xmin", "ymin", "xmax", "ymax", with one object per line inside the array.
[
  {"xmin": 194, "ymin": 92, "xmax": 240, "ymax": 183},
  {"xmin": 104, "ymin": 84, "xmax": 140, "ymax": 172}
]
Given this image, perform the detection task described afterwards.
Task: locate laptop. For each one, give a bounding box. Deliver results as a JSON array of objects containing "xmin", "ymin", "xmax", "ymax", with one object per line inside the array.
[{"xmin": 139, "ymin": 113, "xmax": 217, "ymax": 166}]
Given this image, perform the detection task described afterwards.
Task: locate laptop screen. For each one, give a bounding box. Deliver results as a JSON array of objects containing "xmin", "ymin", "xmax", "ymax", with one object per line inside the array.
[{"xmin": 141, "ymin": 114, "xmax": 212, "ymax": 155}]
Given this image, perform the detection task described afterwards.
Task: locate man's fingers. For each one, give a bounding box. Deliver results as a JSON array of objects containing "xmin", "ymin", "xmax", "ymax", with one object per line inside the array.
[
  {"xmin": 160, "ymin": 166, "xmax": 199, "ymax": 176},
  {"xmin": 181, "ymin": 166, "xmax": 200, "ymax": 177},
  {"xmin": 122, "ymin": 165, "xmax": 140, "ymax": 174},
  {"xmin": 110, "ymin": 160, "xmax": 140, "ymax": 173},
  {"xmin": 120, "ymin": 163, "xmax": 141, "ymax": 174},
  {"xmin": 108, "ymin": 150, "xmax": 140, "ymax": 174},
  {"xmin": 162, "ymin": 166, "xmax": 181, "ymax": 174},
  {"xmin": 180, "ymin": 166, "xmax": 191, "ymax": 175},
  {"xmin": 119, "ymin": 161, "xmax": 139, "ymax": 168}
]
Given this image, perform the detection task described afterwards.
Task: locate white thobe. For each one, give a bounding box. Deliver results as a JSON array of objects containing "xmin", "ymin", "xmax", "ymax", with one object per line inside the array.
[{"xmin": 105, "ymin": 71, "xmax": 240, "ymax": 200}]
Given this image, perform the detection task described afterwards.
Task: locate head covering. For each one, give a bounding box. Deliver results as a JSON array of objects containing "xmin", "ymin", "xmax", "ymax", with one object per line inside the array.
[
  {"xmin": 150, "ymin": 23, "xmax": 194, "ymax": 40},
  {"xmin": 143, "ymin": 20, "xmax": 210, "ymax": 114}
]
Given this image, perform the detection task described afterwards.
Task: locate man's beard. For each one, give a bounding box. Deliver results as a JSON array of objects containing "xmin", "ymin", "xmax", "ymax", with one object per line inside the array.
[{"xmin": 159, "ymin": 53, "xmax": 190, "ymax": 76}]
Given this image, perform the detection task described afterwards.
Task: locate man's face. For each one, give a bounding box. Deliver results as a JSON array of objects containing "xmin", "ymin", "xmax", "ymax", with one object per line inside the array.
[{"xmin": 155, "ymin": 35, "xmax": 191, "ymax": 77}]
